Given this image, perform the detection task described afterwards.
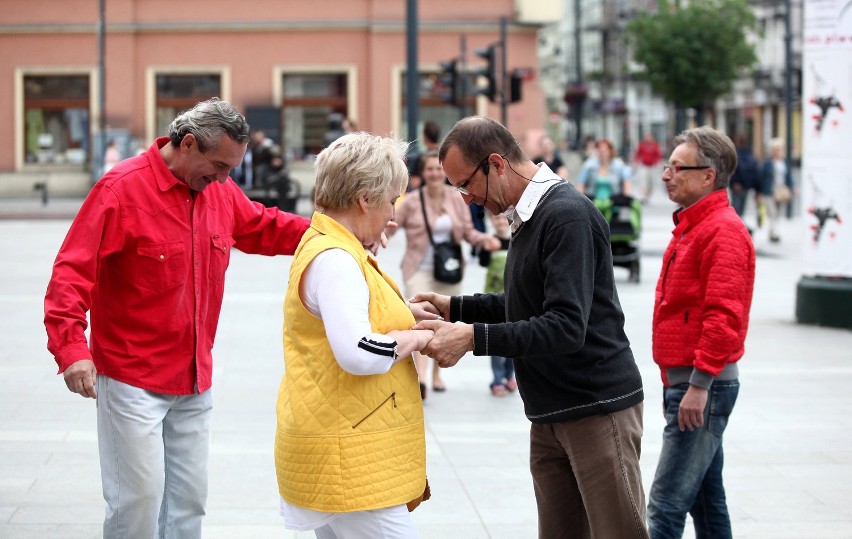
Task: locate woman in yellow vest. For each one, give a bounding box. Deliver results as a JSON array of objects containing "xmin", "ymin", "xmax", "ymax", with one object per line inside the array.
[{"xmin": 275, "ymin": 132, "xmax": 436, "ymax": 538}]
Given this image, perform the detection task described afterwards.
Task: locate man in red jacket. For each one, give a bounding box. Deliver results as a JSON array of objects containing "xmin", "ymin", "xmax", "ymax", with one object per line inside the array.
[
  {"xmin": 647, "ymin": 126, "xmax": 755, "ymax": 539},
  {"xmin": 44, "ymin": 98, "xmax": 311, "ymax": 539}
]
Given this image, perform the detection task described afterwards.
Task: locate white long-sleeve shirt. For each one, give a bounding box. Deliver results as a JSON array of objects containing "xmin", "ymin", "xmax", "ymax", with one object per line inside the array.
[{"xmin": 281, "ymin": 247, "xmax": 405, "ymax": 530}]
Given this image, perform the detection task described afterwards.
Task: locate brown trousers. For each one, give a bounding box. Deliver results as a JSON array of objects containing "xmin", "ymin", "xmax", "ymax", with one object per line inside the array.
[{"xmin": 530, "ymin": 403, "xmax": 649, "ymax": 539}]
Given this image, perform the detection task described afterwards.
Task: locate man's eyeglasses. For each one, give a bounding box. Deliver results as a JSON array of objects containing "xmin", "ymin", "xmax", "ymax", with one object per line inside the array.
[
  {"xmin": 452, "ymin": 155, "xmax": 490, "ymax": 195},
  {"xmin": 663, "ymin": 164, "xmax": 711, "ymax": 173}
]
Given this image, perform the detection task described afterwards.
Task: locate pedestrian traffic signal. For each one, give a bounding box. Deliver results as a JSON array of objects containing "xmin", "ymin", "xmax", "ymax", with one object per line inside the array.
[
  {"xmin": 509, "ymin": 70, "xmax": 523, "ymax": 103},
  {"xmin": 438, "ymin": 59, "xmax": 459, "ymax": 106},
  {"xmin": 475, "ymin": 45, "xmax": 497, "ymax": 102}
]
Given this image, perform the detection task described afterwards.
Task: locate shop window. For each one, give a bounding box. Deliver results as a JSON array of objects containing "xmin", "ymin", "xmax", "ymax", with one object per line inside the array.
[
  {"xmin": 23, "ymin": 74, "xmax": 90, "ymax": 166},
  {"xmin": 281, "ymin": 74, "xmax": 348, "ymax": 160},
  {"xmin": 155, "ymin": 74, "xmax": 221, "ymax": 137}
]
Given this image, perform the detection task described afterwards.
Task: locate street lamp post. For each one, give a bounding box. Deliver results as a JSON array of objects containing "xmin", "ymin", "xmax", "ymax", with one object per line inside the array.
[
  {"xmin": 95, "ymin": 0, "xmax": 106, "ymax": 184},
  {"xmin": 783, "ymin": 0, "xmax": 794, "ymax": 217},
  {"xmin": 406, "ymin": 0, "xmax": 419, "ymax": 157}
]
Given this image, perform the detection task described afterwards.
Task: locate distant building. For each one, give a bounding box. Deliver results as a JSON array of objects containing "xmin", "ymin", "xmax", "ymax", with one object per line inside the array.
[
  {"xmin": 537, "ymin": 0, "xmax": 802, "ymax": 162},
  {"xmin": 0, "ymin": 0, "xmax": 555, "ymax": 196}
]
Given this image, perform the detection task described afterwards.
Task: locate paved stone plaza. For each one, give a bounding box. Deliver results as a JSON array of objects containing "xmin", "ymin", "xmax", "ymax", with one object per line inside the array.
[{"xmin": 1, "ymin": 194, "xmax": 851, "ymax": 538}]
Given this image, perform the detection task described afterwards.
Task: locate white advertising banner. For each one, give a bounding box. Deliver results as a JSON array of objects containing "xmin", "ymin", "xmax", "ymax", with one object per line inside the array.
[{"xmin": 802, "ymin": 0, "xmax": 852, "ymax": 277}]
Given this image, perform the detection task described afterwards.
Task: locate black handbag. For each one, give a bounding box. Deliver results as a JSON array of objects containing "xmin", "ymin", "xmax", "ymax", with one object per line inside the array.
[{"xmin": 419, "ymin": 188, "xmax": 463, "ymax": 284}]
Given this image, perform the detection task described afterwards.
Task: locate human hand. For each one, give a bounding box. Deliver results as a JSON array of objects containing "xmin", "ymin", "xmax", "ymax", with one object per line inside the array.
[
  {"xmin": 483, "ymin": 235, "xmax": 502, "ymax": 252},
  {"xmin": 366, "ymin": 221, "xmax": 400, "ymax": 255},
  {"xmin": 678, "ymin": 385, "xmax": 708, "ymax": 432},
  {"xmin": 409, "ymin": 292, "xmax": 451, "ymax": 320},
  {"xmin": 383, "ymin": 220, "xmax": 399, "ymax": 241},
  {"xmin": 411, "ymin": 320, "xmax": 472, "ymax": 368},
  {"xmin": 409, "ymin": 301, "xmax": 443, "ymax": 323},
  {"xmin": 63, "ymin": 359, "xmax": 97, "ymax": 399},
  {"xmin": 388, "ymin": 329, "xmax": 435, "ymax": 359}
]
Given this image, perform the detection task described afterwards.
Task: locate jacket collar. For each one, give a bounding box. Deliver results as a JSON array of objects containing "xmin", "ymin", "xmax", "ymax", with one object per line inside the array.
[
  {"xmin": 672, "ymin": 189, "xmax": 731, "ymax": 231},
  {"xmin": 310, "ymin": 210, "xmax": 372, "ymax": 257}
]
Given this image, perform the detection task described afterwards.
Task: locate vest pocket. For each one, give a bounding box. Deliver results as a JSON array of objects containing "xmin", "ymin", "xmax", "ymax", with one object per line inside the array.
[{"xmin": 352, "ymin": 392, "xmax": 396, "ymax": 429}]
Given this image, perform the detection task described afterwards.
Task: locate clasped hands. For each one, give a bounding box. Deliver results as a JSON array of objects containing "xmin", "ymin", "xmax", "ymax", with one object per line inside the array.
[{"xmin": 408, "ymin": 292, "xmax": 473, "ymax": 369}]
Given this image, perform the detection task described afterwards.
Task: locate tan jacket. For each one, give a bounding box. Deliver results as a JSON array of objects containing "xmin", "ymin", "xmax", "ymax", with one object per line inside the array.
[{"xmin": 394, "ymin": 185, "xmax": 493, "ymax": 282}]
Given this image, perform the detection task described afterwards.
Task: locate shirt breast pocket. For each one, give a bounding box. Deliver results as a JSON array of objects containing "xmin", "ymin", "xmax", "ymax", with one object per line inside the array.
[
  {"xmin": 210, "ymin": 234, "xmax": 235, "ymax": 282},
  {"xmin": 137, "ymin": 241, "xmax": 186, "ymax": 293}
]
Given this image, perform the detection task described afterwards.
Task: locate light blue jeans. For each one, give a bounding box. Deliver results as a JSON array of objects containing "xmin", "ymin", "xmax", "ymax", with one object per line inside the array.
[
  {"xmin": 647, "ymin": 380, "xmax": 740, "ymax": 539},
  {"xmin": 96, "ymin": 375, "xmax": 212, "ymax": 539}
]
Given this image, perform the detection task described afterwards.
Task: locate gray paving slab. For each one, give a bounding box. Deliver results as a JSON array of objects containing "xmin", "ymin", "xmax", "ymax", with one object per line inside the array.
[{"xmin": 1, "ymin": 193, "xmax": 851, "ymax": 538}]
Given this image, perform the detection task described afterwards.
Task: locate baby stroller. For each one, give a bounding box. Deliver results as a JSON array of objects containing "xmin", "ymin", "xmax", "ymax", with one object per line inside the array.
[{"xmin": 593, "ymin": 194, "xmax": 642, "ymax": 283}]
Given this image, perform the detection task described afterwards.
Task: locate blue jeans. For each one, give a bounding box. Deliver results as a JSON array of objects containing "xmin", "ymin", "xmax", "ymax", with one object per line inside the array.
[
  {"xmin": 490, "ymin": 356, "xmax": 514, "ymax": 386},
  {"xmin": 647, "ymin": 380, "xmax": 740, "ymax": 539}
]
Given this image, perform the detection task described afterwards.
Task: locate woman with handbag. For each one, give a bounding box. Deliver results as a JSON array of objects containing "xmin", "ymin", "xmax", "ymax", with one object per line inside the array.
[
  {"xmin": 392, "ymin": 150, "xmax": 500, "ymax": 398},
  {"xmin": 275, "ymin": 133, "xmax": 437, "ymax": 538},
  {"xmin": 760, "ymin": 138, "xmax": 794, "ymax": 243}
]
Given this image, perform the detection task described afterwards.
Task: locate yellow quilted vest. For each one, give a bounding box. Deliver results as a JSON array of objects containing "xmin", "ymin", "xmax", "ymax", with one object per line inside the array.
[{"xmin": 274, "ymin": 212, "xmax": 426, "ymax": 512}]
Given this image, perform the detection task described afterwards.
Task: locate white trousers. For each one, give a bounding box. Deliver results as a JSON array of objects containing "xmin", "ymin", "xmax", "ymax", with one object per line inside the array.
[
  {"xmin": 633, "ymin": 164, "xmax": 660, "ymax": 200},
  {"xmin": 96, "ymin": 375, "xmax": 212, "ymax": 539},
  {"xmin": 765, "ymin": 198, "xmax": 782, "ymax": 238},
  {"xmin": 314, "ymin": 505, "xmax": 418, "ymax": 539}
]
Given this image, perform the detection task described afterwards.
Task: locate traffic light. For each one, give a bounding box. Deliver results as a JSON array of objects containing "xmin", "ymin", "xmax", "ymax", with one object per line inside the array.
[
  {"xmin": 438, "ymin": 59, "xmax": 459, "ymax": 106},
  {"xmin": 475, "ymin": 45, "xmax": 497, "ymax": 102},
  {"xmin": 509, "ymin": 70, "xmax": 523, "ymax": 103}
]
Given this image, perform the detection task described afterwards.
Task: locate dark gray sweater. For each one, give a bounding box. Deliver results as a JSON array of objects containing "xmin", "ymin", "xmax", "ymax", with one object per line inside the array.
[{"xmin": 450, "ymin": 182, "xmax": 643, "ymax": 424}]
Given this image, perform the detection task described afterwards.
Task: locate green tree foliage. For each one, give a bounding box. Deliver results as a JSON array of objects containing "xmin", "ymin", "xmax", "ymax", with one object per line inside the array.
[{"xmin": 628, "ymin": 0, "xmax": 758, "ymax": 112}]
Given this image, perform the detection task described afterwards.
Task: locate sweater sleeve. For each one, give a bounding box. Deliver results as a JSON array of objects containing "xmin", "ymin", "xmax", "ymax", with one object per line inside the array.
[{"xmin": 450, "ymin": 293, "xmax": 506, "ymax": 324}]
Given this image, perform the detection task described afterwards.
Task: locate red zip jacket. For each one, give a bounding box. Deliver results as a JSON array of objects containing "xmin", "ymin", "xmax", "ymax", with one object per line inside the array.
[
  {"xmin": 652, "ymin": 189, "xmax": 755, "ymax": 386},
  {"xmin": 44, "ymin": 138, "xmax": 309, "ymax": 394}
]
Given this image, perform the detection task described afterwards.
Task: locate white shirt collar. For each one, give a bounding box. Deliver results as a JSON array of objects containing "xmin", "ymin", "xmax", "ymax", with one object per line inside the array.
[{"xmin": 509, "ymin": 163, "xmax": 564, "ymax": 233}]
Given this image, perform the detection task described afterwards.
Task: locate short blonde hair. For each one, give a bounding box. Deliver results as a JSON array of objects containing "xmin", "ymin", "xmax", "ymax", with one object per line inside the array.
[
  {"xmin": 769, "ymin": 137, "xmax": 785, "ymax": 152},
  {"xmin": 313, "ymin": 132, "xmax": 410, "ymax": 211}
]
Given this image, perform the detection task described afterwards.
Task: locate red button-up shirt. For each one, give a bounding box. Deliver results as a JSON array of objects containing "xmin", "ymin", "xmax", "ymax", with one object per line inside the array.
[{"xmin": 44, "ymin": 137, "xmax": 309, "ymax": 394}]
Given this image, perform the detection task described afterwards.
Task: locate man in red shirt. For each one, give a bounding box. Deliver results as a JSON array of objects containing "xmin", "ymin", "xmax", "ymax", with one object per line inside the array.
[
  {"xmin": 632, "ymin": 131, "xmax": 663, "ymax": 204},
  {"xmin": 44, "ymin": 98, "xmax": 310, "ymax": 538},
  {"xmin": 647, "ymin": 127, "xmax": 755, "ymax": 538}
]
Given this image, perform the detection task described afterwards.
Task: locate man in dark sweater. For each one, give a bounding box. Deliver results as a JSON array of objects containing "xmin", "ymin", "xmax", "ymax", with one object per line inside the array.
[{"xmin": 413, "ymin": 116, "xmax": 648, "ymax": 539}]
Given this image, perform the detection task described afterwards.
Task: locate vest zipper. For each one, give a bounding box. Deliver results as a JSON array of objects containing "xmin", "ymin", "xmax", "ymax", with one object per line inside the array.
[{"xmin": 352, "ymin": 392, "xmax": 397, "ymax": 429}]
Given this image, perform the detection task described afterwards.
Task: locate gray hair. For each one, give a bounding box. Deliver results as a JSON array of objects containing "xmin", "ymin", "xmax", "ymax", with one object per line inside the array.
[
  {"xmin": 313, "ymin": 132, "xmax": 410, "ymax": 211},
  {"xmin": 673, "ymin": 126, "xmax": 738, "ymax": 189},
  {"xmin": 167, "ymin": 97, "xmax": 250, "ymax": 152},
  {"xmin": 439, "ymin": 116, "xmax": 526, "ymax": 168},
  {"xmin": 769, "ymin": 137, "xmax": 785, "ymax": 152}
]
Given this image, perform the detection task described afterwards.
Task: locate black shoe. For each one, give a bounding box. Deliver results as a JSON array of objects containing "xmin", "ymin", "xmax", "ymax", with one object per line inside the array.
[
  {"xmin": 770, "ymin": 235, "xmax": 780, "ymax": 243},
  {"xmin": 419, "ymin": 383, "xmax": 427, "ymax": 400}
]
